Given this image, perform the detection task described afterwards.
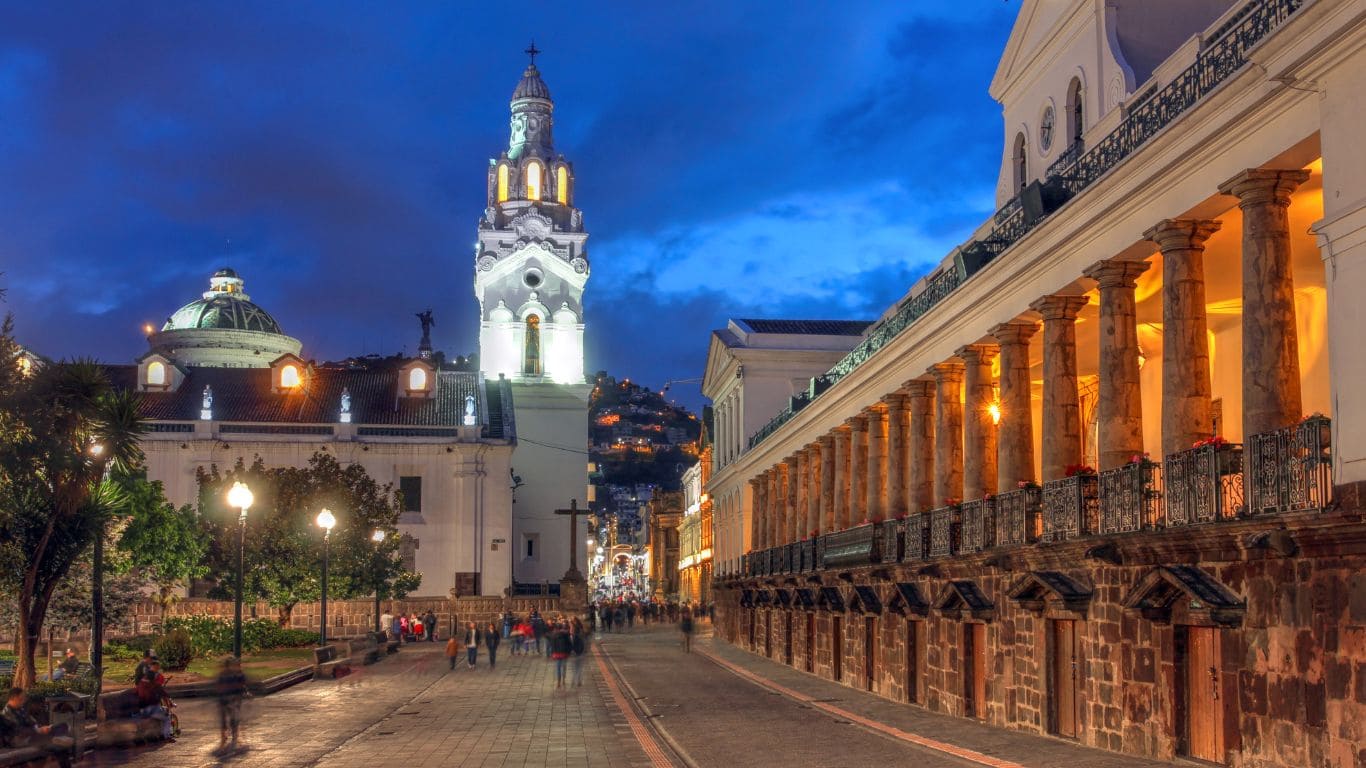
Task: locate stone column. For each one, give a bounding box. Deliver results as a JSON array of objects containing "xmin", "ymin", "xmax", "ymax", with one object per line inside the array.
[
  {"xmin": 1029, "ymin": 295, "xmax": 1090, "ymax": 480},
  {"xmin": 1083, "ymin": 258, "xmax": 1151, "ymax": 470},
  {"xmin": 785, "ymin": 455, "xmax": 800, "ymax": 545},
  {"xmin": 991, "ymin": 322, "xmax": 1038, "ymax": 488},
  {"xmin": 882, "ymin": 395, "xmax": 910, "ymax": 516},
  {"xmin": 796, "ymin": 449, "xmax": 810, "ymax": 541},
  {"xmin": 766, "ymin": 468, "xmax": 780, "ymax": 549},
  {"xmin": 864, "ymin": 406, "xmax": 888, "ymax": 522},
  {"xmin": 930, "ymin": 361, "xmax": 965, "ymax": 506},
  {"xmin": 805, "ymin": 444, "xmax": 820, "ymax": 538},
  {"xmin": 1145, "ymin": 219, "xmax": 1221, "ymax": 455},
  {"xmin": 1219, "ymin": 168, "xmax": 1311, "ymax": 437},
  {"xmin": 832, "ymin": 426, "xmax": 850, "ymax": 530},
  {"xmin": 818, "ymin": 435, "xmax": 835, "ymax": 534},
  {"xmin": 847, "ymin": 416, "xmax": 868, "ymax": 524},
  {"xmin": 957, "ymin": 344, "xmax": 999, "ymax": 500},
  {"xmin": 905, "ymin": 380, "xmax": 936, "ymax": 513},
  {"xmin": 749, "ymin": 477, "xmax": 763, "ymax": 552}
]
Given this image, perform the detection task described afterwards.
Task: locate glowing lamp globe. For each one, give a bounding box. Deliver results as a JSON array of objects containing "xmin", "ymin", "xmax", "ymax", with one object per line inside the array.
[
  {"xmin": 316, "ymin": 508, "xmax": 336, "ymax": 531},
  {"xmin": 227, "ymin": 481, "xmax": 254, "ymax": 512}
]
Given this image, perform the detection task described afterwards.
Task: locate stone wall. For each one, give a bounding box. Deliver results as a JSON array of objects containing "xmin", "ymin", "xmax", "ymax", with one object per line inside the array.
[{"xmin": 715, "ymin": 506, "xmax": 1366, "ymax": 767}]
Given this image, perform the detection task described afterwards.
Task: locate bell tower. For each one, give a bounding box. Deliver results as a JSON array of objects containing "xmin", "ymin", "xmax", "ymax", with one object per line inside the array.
[{"xmin": 474, "ymin": 45, "xmax": 588, "ymax": 385}]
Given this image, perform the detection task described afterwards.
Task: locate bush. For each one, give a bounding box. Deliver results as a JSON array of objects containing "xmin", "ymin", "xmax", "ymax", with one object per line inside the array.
[
  {"xmin": 153, "ymin": 629, "xmax": 193, "ymax": 670},
  {"xmin": 102, "ymin": 642, "xmax": 145, "ymax": 662},
  {"xmin": 160, "ymin": 616, "xmax": 318, "ymax": 656}
]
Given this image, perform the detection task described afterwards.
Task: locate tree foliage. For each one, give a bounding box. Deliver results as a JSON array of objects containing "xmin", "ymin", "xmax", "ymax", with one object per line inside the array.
[
  {"xmin": 114, "ymin": 471, "xmax": 208, "ymax": 618},
  {"xmin": 196, "ymin": 452, "xmax": 419, "ymax": 624}
]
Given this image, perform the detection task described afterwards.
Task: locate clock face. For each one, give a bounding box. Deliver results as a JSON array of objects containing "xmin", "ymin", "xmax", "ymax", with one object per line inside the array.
[{"xmin": 1040, "ymin": 105, "xmax": 1055, "ymax": 152}]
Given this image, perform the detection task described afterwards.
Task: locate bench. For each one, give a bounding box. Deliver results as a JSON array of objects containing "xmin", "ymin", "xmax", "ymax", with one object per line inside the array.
[
  {"xmin": 94, "ymin": 689, "xmax": 164, "ymax": 748},
  {"xmin": 0, "ymin": 659, "xmax": 16, "ymax": 680},
  {"xmin": 312, "ymin": 645, "xmax": 351, "ymax": 679},
  {"xmin": 346, "ymin": 636, "xmax": 381, "ymax": 666},
  {"xmin": 0, "ymin": 745, "xmax": 48, "ymax": 767}
]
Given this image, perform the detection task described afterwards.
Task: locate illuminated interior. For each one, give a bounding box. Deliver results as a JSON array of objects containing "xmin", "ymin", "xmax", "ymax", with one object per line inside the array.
[
  {"xmin": 557, "ymin": 166, "xmax": 569, "ymax": 205},
  {"xmin": 497, "ymin": 164, "xmax": 509, "ymax": 203},
  {"xmin": 146, "ymin": 360, "xmax": 166, "ymax": 386},
  {"xmin": 408, "ymin": 367, "xmax": 427, "ymax": 391},
  {"xmin": 280, "ymin": 364, "xmax": 300, "ymax": 388},
  {"xmin": 526, "ymin": 161, "xmax": 542, "ymax": 201}
]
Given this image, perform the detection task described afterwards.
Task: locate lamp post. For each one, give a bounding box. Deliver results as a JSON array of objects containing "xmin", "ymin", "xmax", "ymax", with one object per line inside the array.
[
  {"xmin": 227, "ymin": 482, "xmax": 254, "ymax": 659},
  {"xmin": 88, "ymin": 442, "xmax": 109, "ymax": 693},
  {"xmin": 370, "ymin": 529, "xmax": 386, "ymax": 635},
  {"xmin": 316, "ymin": 509, "xmax": 336, "ymax": 646}
]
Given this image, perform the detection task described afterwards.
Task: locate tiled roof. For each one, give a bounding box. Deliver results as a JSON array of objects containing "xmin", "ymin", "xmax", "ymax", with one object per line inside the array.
[
  {"xmin": 737, "ymin": 319, "xmax": 871, "ymax": 336},
  {"xmin": 106, "ymin": 366, "xmax": 512, "ymax": 439}
]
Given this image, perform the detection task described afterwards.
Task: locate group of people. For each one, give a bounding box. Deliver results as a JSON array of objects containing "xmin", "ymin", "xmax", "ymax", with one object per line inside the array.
[
  {"xmin": 445, "ymin": 610, "xmax": 590, "ymax": 689},
  {"xmin": 132, "ymin": 650, "xmax": 177, "ymax": 742},
  {"xmin": 591, "ymin": 600, "xmax": 710, "ymax": 633},
  {"xmin": 381, "ymin": 609, "xmax": 439, "ymax": 643}
]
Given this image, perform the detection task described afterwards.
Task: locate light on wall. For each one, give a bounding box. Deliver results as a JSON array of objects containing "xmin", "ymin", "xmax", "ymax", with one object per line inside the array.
[{"xmin": 988, "ymin": 401, "xmax": 1002, "ymax": 426}]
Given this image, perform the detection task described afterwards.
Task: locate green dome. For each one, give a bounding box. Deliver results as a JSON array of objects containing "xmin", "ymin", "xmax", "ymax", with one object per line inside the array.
[{"xmin": 163, "ymin": 295, "xmax": 284, "ymax": 334}]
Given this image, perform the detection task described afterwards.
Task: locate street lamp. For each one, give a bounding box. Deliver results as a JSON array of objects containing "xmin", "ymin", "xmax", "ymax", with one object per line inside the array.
[
  {"xmin": 88, "ymin": 442, "xmax": 109, "ymax": 693},
  {"xmin": 370, "ymin": 529, "xmax": 386, "ymax": 635},
  {"xmin": 227, "ymin": 482, "xmax": 254, "ymax": 659},
  {"xmin": 316, "ymin": 508, "xmax": 336, "ymax": 646}
]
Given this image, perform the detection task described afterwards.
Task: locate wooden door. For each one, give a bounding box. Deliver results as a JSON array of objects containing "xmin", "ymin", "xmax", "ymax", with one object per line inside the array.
[
  {"xmin": 864, "ymin": 617, "xmax": 878, "ymax": 692},
  {"xmin": 805, "ymin": 614, "xmax": 815, "ymax": 672},
  {"xmin": 906, "ymin": 620, "xmax": 919, "ymax": 704},
  {"xmin": 1184, "ymin": 626, "xmax": 1224, "ymax": 762},
  {"xmin": 784, "ymin": 612, "xmax": 793, "ymax": 665},
  {"xmin": 964, "ymin": 623, "xmax": 986, "ymax": 718},
  {"xmin": 1050, "ymin": 619, "xmax": 1079, "ymax": 738},
  {"xmin": 833, "ymin": 616, "xmax": 843, "ymax": 681}
]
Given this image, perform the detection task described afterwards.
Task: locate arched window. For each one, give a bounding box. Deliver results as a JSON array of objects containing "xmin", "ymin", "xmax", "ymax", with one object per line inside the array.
[
  {"xmin": 408, "ymin": 367, "xmax": 428, "ymax": 391},
  {"xmin": 496, "ymin": 164, "xmax": 509, "ymax": 203},
  {"xmin": 525, "ymin": 161, "xmax": 542, "ymax": 201},
  {"xmin": 1066, "ymin": 77, "xmax": 1085, "ymax": 146},
  {"xmin": 523, "ymin": 315, "xmax": 543, "ymax": 376},
  {"xmin": 146, "ymin": 361, "xmax": 166, "ymax": 386},
  {"xmin": 280, "ymin": 364, "xmax": 300, "ymax": 388},
  {"xmin": 1012, "ymin": 133, "xmax": 1028, "ymax": 191},
  {"xmin": 556, "ymin": 166, "xmax": 569, "ymax": 205}
]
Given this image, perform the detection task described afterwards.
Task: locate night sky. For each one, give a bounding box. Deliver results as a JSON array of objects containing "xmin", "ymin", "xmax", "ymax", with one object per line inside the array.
[{"xmin": 0, "ymin": 3, "xmax": 1017, "ymax": 412}]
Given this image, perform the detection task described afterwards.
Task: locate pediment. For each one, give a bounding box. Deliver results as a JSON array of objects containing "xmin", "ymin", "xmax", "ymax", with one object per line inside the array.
[
  {"xmin": 990, "ymin": 0, "xmax": 1081, "ymax": 99},
  {"xmin": 849, "ymin": 585, "xmax": 883, "ymax": 615},
  {"xmin": 1121, "ymin": 565, "xmax": 1244, "ymax": 626},
  {"xmin": 1006, "ymin": 571, "xmax": 1093, "ymax": 616},
  {"xmin": 933, "ymin": 580, "xmax": 995, "ymax": 622},
  {"xmin": 887, "ymin": 582, "xmax": 930, "ymax": 617},
  {"xmin": 817, "ymin": 586, "xmax": 846, "ymax": 613},
  {"xmin": 701, "ymin": 331, "xmax": 740, "ymax": 399}
]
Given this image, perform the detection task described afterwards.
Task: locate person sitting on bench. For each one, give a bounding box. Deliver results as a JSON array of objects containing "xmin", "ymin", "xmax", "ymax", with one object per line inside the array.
[{"xmin": 1, "ymin": 687, "xmax": 75, "ymax": 768}]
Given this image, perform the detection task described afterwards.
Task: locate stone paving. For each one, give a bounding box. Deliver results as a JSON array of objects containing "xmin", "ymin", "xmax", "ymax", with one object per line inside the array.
[{"xmin": 77, "ymin": 623, "xmax": 1175, "ymax": 768}]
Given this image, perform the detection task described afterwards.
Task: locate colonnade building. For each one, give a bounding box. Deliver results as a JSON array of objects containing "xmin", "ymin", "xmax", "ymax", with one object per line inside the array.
[{"xmin": 705, "ymin": 1, "xmax": 1366, "ymax": 765}]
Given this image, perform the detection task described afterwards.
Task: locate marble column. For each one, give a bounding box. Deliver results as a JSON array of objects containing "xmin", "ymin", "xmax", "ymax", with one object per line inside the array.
[
  {"xmin": 905, "ymin": 380, "xmax": 936, "ymax": 513},
  {"xmin": 991, "ymin": 322, "xmax": 1038, "ymax": 488},
  {"xmin": 805, "ymin": 444, "xmax": 820, "ymax": 538},
  {"xmin": 1145, "ymin": 219, "xmax": 1221, "ymax": 455},
  {"xmin": 930, "ymin": 361, "xmax": 965, "ymax": 506},
  {"xmin": 847, "ymin": 416, "xmax": 868, "ymax": 524},
  {"xmin": 864, "ymin": 406, "xmax": 888, "ymax": 522},
  {"xmin": 749, "ymin": 477, "xmax": 763, "ymax": 552},
  {"xmin": 1219, "ymin": 168, "xmax": 1311, "ymax": 437},
  {"xmin": 795, "ymin": 449, "xmax": 809, "ymax": 541},
  {"xmin": 785, "ymin": 455, "xmax": 800, "ymax": 545},
  {"xmin": 1083, "ymin": 258, "xmax": 1151, "ymax": 470},
  {"xmin": 767, "ymin": 468, "xmax": 780, "ymax": 549},
  {"xmin": 832, "ymin": 426, "xmax": 851, "ymax": 530},
  {"xmin": 882, "ymin": 394, "xmax": 910, "ymax": 517},
  {"xmin": 1029, "ymin": 295, "xmax": 1090, "ymax": 480},
  {"xmin": 957, "ymin": 344, "xmax": 1000, "ymax": 500},
  {"xmin": 818, "ymin": 435, "xmax": 835, "ymax": 534}
]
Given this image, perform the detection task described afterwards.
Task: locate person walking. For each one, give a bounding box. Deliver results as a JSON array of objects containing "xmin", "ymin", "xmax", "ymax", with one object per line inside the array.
[
  {"xmin": 532, "ymin": 613, "xmax": 547, "ymax": 655},
  {"xmin": 569, "ymin": 620, "xmax": 588, "ymax": 687},
  {"xmin": 444, "ymin": 634, "xmax": 460, "ymax": 671},
  {"xmin": 549, "ymin": 623, "xmax": 572, "ymax": 689},
  {"xmin": 680, "ymin": 609, "xmax": 695, "ymax": 653},
  {"xmin": 601, "ymin": 606, "xmax": 613, "ymax": 633},
  {"xmin": 463, "ymin": 622, "xmax": 481, "ymax": 669},
  {"xmin": 391, "ymin": 613, "xmax": 404, "ymax": 645},
  {"xmin": 424, "ymin": 610, "xmax": 438, "ymax": 642},
  {"xmin": 213, "ymin": 657, "xmax": 248, "ymax": 755},
  {"xmin": 484, "ymin": 622, "xmax": 501, "ymax": 669}
]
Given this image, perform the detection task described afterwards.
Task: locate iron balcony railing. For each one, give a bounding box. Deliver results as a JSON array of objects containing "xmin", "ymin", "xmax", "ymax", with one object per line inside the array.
[
  {"xmin": 928, "ymin": 505, "xmax": 961, "ymax": 558},
  {"xmin": 1098, "ymin": 460, "xmax": 1163, "ymax": 535},
  {"xmin": 960, "ymin": 498, "xmax": 996, "ymax": 553},
  {"xmin": 903, "ymin": 513, "xmax": 929, "ymax": 562},
  {"xmin": 1246, "ymin": 415, "xmax": 1332, "ymax": 515},
  {"xmin": 995, "ymin": 487, "xmax": 1042, "ymax": 546},
  {"xmin": 1165, "ymin": 442, "xmax": 1244, "ymax": 525},
  {"xmin": 878, "ymin": 520, "xmax": 904, "ymax": 564},
  {"xmin": 746, "ymin": 0, "xmax": 1306, "ymax": 453},
  {"xmin": 1042, "ymin": 474, "xmax": 1100, "ymax": 542}
]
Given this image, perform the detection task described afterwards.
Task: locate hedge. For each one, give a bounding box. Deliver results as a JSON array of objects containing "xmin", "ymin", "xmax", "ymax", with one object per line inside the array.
[{"xmin": 160, "ymin": 616, "xmax": 318, "ymax": 656}]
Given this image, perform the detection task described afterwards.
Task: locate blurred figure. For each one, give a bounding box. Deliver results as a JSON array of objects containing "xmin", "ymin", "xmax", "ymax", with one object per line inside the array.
[
  {"xmin": 680, "ymin": 608, "xmax": 695, "ymax": 653},
  {"xmin": 135, "ymin": 660, "xmax": 175, "ymax": 741},
  {"xmin": 484, "ymin": 622, "xmax": 500, "ymax": 669},
  {"xmin": 1, "ymin": 687, "xmax": 74, "ymax": 768},
  {"xmin": 463, "ymin": 622, "xmax": 481, "ymax": 668},
  {"xmin": 570, "ymin": 620, "xmax": 588, "ymax": 687},
  {"xmin": 214, "ymin": 657, "xmax": 248, "ymax": 755},
  {"xmin": 444, "ymin": 634, "xmax": 460, "ymax": 671}
]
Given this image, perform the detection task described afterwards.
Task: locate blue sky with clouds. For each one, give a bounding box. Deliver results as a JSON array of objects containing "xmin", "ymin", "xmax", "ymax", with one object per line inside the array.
[{"xmin": 0, "ymin": 2, "xmax": 1017, "ymax": 410}]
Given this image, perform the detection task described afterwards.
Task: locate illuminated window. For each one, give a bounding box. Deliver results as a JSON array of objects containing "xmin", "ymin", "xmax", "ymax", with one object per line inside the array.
[
  {"xmin": 496, "ymin": 164, "xmax": 509, "ymax": 202},
  {"xmin": 280, "ymin": 364, "xmax": 300, "ymax": 388},
  {"xmin": 146, "ymin": 361, "xmax": 166, "ymax": 386},
  {"xmin": 526, "ymin": 161, "xmax": 542, "ymax": 201},
  {"xmin": 556, "ymin": 166, "xmax": 569, "ymax": 204},
  {"xmin": 408, "ymin": 367, "xmax": 428, "ymax": 391},
  {"xmin": 523, "ymin": 315, "xmax": 542, "ymax": 376}
]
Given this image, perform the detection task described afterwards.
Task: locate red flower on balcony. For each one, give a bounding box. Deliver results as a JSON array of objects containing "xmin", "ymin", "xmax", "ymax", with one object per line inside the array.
[
  {"xmin": 808, "ymin": 530, "xmax": 819, "ymax": 540},
  {"xmin": 1128, "ymin": 452, "xmax": 1151, "ymax": 464},
  {"xmin": 1192, "ymin": 435, "xmax": 1229, "ymax": 449},
  {"xmin": 1016, "ymin": 480, "xmax": 1041, "ymax": 490},
  {"xmin": 1064, "ymin": 464, "xmax": 1097, "ymax": 477}
]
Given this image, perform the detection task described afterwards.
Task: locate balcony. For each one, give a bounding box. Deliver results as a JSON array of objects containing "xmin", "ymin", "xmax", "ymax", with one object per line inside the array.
[
  {"xmin": 928, "ymin": 505, "xmax": 961, "ymax": 558},
  {"xmin": 878, "ymin": 519, "xmax": 903, "ymax": 563},
  {"xmin": 1098, "ymin": 459, "xmax": 1163, "ymax": 534},
  {"xmin": 960, "ymin": 498, "xmax": 996, "ymax": 553},
  {"xmin": 903, "ymin": 513, "xmax": 929, "ymax": 562},
  {"xmin": 797, "ymin": 539, "xmax": 816, "ymax": 572},
  {"xmin": 1247, "ymin": 415, "xmax": 1332, "ymax": 515},
  {"xmin": 995, "ymin": 487, "xmax": 1042, "ymax": 546},
  {"xmin": 1164, "ymin": 441, "xmax": 1244, "ymax": 525},
  {"xmin": 821, "ymin": 524, "xmax": 880, "ymax": 569},
  {"xmin": 1042, "ymin": 474, "xmax": 1099, "ymax": 542}
]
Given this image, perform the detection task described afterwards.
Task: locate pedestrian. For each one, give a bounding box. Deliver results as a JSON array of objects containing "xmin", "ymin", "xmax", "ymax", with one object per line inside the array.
[
  {"xmin": 463, "ymin": 621, "xmax": 481, "ymax": 668},
  {"xmin": 445, "ymin": 635, "xmax": 460, "ymax": 671},
  {"xmin": 134, "ymin": 661, "xmax": 174, "ymax": 741},
  {"xmin": 133, "ymin": 649, "xmax": 156, "ymax": 683},
  {"xmin": 214, "ymin": 657, "xmax": 248, "ymax": 755},
  {"xmin": 680, "ymin": 609, "xmax": 695, "ymax": 653},
  {"xmin": 425, "ymin": 610, "xmax": 438, "ymax": 642},
  {"xmin": 601, "ymin": 607, "xmax": 613, "ymax": 633},
  {"xmin": 549, "ymin": 623, "xmax": 572, "ymax": 689},
  {"xmin": 1, "ymin": 687, "xmax": 75, "ymax": 768},
  {"xmin": 532, "ymin": 614, "xmax": 547, "ymax": 655},
  {"xmin": 399, "ymin": 614, "xmax": 410, "ymax": 641},
  {"xmin": 391, "ymin": 613, "xmax": 404, "ymax": 645},
  {"xmin": 510, "ymin": 619, "xmax": 525, "ymax": 656},
  {"xmin": 613, "ymin": 606, "xmax": 625, "ymax": 632},
  {"xmin": 411, "ymin": 613, "xmax": 424, "ymax": 642},
  {"xmin": 380, "ymin": 609, "xmax": 394, "ymax": 640},
  {"xmin": 570, "ymin": 621, "xmax": 588, "ymax": 687},
  {"xmin": 502, "ymin": 610, "xmax": 514, "ymax": 638},
  {"xmin": 484, "ymin": 622, "xmax": 501, "ymax": 669}
]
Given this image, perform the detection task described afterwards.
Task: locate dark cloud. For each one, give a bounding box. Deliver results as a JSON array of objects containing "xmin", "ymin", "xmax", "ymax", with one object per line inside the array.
[{"xmin": 0, "ymin": 3, "xmax": 1016, "ymax": 409}]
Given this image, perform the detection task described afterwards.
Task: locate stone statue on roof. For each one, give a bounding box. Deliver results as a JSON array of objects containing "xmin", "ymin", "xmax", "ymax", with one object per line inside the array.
[
  {"xmin": 416, "ymin": 310, "xmax": 435, "ymax": 359},
  {"xmin": 202, "ymin": 385, "xmax": 213, "ymax": 411},
  {"xmin": 464, "ymin": 394, "xmax": 477, "ymax": 426},
  {"xmin": 341, "ymin": 387, "xmax": 351, "ymax": 414}
]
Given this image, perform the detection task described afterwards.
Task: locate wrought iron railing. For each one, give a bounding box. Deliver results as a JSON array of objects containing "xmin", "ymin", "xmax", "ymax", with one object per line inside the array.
[
  {"xmin": 928, "ymin": 505, "xmax": 961, "ymax": 558},
  {"xmin": 745, "ymin": 0, "xmax": 1306, "ymax": 453},
  {"xmin": 821, "ymin": 524, "xmax": 880, "ymax": 568},
  {"xmin": 1165, "ymin": 442, "xmax": 1244, "ymax": 525},
  {"xmin": 903, "ymin": 513, "xmax": 929, "ymax": 561},
  {"xmin": 878, "ymin": 520, "xmax": 903, "ymax": 563},
  {"xmin": 814, "ymin": 535, "xmax": 827, "ymax": 571},
  {"xmin": 995, "ymin": 487, "xmax": 1042, "ymax": 546},
  {"xmin": 1042, "ymin": 475, "xmax": 1099, "ymax": 542},
  {"xmin": 960, "ymin": 498, "xmax": 996, "ymax": 552},
  {"xmin": 1246, "ymin": 416, "xmax": 1332, "ymax": 515},
  {"xmin": 1098, "ymin": 460, "xmax": 1163, "ymax": 534},
  {"xmin": 798, "ymin": 539, "xmax": 816, "ymax": 572}
]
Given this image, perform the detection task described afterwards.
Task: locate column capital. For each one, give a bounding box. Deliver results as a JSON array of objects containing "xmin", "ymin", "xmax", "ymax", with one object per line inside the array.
[
  {"xmin": 862, "ymin": 403, "xmax": 888, "ymax": 418},
  {"xmin": 1144, "ymin": 218, "xmax": 1222, "ymax": 252},
  {"xmin": 1029, "ymin": 293, "xmax": 1090, "ymax": 321},
  {"xmin": 845, "ymin": 414, "xmax": 867, "ymax": 432},
  {"xmin": 955, "ymin": 343, "xmax": 999, "ymax": 365},
  {"xmin": 785, "ymin": 454, "xmax": 800, "ymax": 468},
  {"xmin": 818, "ymin": 433, "xmax": 836, "ymax": 447},
  {"xmin": 990, "ymin": 320, "xmax": 1038, "ymax": 346},
  {"xmin": 1083, "ymin": 257, "xmax": 1152, "ymax": 289},
  {"xmin": 928, "ymin": 360, "xmax": 965, "ymax": 383},
  {"xmin": 833, "ymin": 422, "xmax": 852, "ymax": 435},
  {"xmin": 880, "ymin": 393, "xmax": 910, "ymax": 411},
  {"xmin": 1218, "ymin": 168, "xmax": 1310, "ymax": 208},
  {"xmin": 900, "ymin": 379, "xmax": 935, "ymax": 398}
]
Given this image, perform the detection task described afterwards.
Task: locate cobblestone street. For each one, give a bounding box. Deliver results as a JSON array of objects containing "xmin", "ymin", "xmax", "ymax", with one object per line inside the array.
[{"xmin": 74, "ymin": 623, "xmax": 1178, "ymax": 768}]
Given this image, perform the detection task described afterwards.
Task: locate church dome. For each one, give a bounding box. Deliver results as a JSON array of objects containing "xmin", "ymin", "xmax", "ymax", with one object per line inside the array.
[
  {"xmin": 512, "ymin": 64, "xmax": 551, "ymax": 101},
  {"xmin": 162, "ymin": 268, "xmax": 285, "ymax": 335},
  {"xmin": 150, "ymin": 267, "xmax": 302, "ymax": 368}
]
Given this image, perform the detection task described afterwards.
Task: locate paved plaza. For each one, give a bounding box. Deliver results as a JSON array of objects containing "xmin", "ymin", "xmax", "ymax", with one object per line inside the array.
[{"xmin": 79, "ymin": 624, "xmax": 1171, "ymax": 768}]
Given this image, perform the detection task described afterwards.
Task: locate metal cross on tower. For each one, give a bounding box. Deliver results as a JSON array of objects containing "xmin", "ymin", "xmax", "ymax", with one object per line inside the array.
[{"xmin": 525, "ymin": 41, "xmax": 541, "ymax": 65}]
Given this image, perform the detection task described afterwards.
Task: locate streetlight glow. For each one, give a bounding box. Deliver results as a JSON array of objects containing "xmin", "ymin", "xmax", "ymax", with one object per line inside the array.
[
  {"xmin": 227, "ymin": 481, "xmax": 254, "ymax": 512},
  {"xmin": 316, "ymin": 508, "xmax": 336, "ymax": 531},
  {"xmin": 371, "ymin": 529, "xmax": 386, "ymax": 543},
  {"xmin": 88, "ymin": 442, "xmax": 105, "ymax": 457}
]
